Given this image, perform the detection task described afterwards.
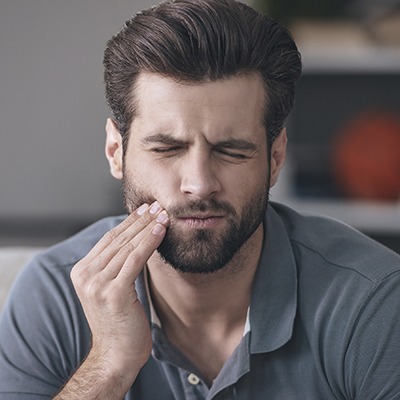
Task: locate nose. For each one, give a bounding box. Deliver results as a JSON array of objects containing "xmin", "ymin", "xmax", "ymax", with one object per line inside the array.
[{"xmin": 180, "ymin": 150, "xmax": 221, "ymax": 199}]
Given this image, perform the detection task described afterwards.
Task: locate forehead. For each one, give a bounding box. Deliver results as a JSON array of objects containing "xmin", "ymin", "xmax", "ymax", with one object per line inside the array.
[{"xmin": 130, "ymin": 72, "xmax": 266, "ymax": 141}]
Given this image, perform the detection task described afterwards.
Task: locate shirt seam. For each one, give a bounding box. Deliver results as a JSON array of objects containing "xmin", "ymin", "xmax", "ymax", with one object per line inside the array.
[{"xmin": 290, "ymin": 237, "xmax": 399, "ymax": 284}]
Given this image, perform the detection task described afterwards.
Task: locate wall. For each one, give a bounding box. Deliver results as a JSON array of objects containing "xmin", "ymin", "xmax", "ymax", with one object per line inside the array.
[{"xmin": 0, "ymin": 0, "xmax": 155, "ymax": 244}]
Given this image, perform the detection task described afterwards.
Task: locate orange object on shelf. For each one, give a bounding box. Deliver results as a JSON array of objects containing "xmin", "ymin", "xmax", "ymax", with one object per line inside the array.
[{"xmin": 331, "ymin": 111, "xmax": 400, "ymax": 201}]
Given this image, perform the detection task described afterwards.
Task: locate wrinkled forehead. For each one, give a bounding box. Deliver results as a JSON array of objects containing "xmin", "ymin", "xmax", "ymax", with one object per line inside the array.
[{"xmin": 130, "ymin": 71, "xmax": 267, "ymax": 138}]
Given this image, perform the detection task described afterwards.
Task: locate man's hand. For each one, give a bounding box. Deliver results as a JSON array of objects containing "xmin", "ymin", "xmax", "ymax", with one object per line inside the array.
[{"xmin": 55, "ymin": 202, "xmax": 169, "ymax": 399}]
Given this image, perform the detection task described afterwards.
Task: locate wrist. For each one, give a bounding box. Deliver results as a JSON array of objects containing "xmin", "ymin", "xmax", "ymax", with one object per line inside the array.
[
  {"xmin": 85, "ymin": 346, "xmax": 145, "ymax": 386},
  {"xmin": 54, "ymin": 350, "xmax": 144, "ymax": 399}
]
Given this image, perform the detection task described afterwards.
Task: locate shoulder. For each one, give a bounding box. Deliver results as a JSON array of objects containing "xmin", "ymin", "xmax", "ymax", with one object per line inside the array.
[
  {"xmin": 270, "ymin": 202, "xmax": 400, "ymax": 283},
  {"xmin": 9, "ymin": 215, "xmax": 126, "ymax": 293},
  {"xmin": 269, "ymin": 203, "xmax": 400, "ymax": 396},
  {"xmin": 38, "ymin": 215, "xmax": 126, "ymax": 269},
  {"xmin": 4, "ymin": 213, "xmax": 124, "ymax": 301},
  {"xmin": 11, "ymin": 215, "xmax": 128, "ymax": 309},
  {"xmin": 3, "ymin": 215, "xmax": 126, "ymax": 328}
]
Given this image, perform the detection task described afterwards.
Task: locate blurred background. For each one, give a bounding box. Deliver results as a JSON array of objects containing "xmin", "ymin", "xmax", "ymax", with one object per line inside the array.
[
  {"xmin": 253, "ymin": 0, "xmax": 400, "ymax": 253},
  {"xmin": 1, "ymin": 0, "xmax": 400, "ymax": 252}
]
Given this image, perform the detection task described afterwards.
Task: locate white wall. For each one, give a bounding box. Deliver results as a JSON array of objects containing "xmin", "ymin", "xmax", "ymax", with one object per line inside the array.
[{"xmin": 0, "ymin": 0, "xmax": 155, "ymax": 225}]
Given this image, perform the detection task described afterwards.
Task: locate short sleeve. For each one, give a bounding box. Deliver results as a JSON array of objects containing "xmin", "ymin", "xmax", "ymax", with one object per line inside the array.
[{"xmin": 0, "ymin": 255, "xmax": 91, "ymax": 399}]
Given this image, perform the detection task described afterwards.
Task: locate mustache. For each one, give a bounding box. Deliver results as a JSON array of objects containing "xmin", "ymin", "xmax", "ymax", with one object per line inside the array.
[
  {"xmin": 167, "ymin": 199, "xmax": 236, "ymax": 218},
  {"xmin": 122, "ymin": 182, "xmax": 236, "ymax": 217}
]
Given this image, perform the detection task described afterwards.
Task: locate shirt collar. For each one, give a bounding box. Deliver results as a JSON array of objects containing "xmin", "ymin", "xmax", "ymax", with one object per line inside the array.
[
  {"xmin": 143, "ymin": 265, "xmax": 161, "ymax": 326},
  {"xmin": 249, "ymin": 204, "xmax": 298, "ymax": 354}
]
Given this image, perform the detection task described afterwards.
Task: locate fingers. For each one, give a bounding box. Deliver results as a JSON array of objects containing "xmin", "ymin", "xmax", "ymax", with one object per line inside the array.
[
  {"xmin": 71, "ymin": 201, "xmax": 169, "ymax": 286},
  {"xmin": 115, "ymin": 221, "xmax": 167, "ymax": 284},
  {"xmin": 101, "ymin": 214, "xmax": 167, "ymax": 282},
  {"xmin": 85, "ymin": 202, "xmax": 155, "ymax": 265},
  {"xmin": 90, "ymin": 202, "xmax": 167, "ymax": 266}
]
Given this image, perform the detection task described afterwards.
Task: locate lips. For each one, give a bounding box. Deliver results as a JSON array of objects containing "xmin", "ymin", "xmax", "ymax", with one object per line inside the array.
[
  {"xmin": 177, "ymin": 212, "xmax": 224, "ymax": 219},
  {"xmin": 175, "ymin": 215, "xmax": 225, "ymax": 229}
]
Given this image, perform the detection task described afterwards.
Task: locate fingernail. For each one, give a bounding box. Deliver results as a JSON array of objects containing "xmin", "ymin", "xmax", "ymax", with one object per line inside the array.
[
  {"xmin": 136, "ymin": 203, "xmax": 149, "ymax": 215},
  {"xmin": 152, "ymin": 224, "xmax": 165, "ymax": 235},
  {"xmin": 156, "ymin": 210, "xmax": 168, "ymax": 223},
  {"xmin": 149, "ymin": 201, "xmax": 161, "ymax": 215}
]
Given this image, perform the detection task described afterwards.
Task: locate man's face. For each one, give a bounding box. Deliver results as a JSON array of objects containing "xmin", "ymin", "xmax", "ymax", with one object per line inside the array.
[{"xmin": 107, "ymin": 72, "xmax": 285, "ymax": 273}]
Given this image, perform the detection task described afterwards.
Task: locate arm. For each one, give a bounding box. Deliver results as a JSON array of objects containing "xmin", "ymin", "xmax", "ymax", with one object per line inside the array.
[{"xmin": 54, "ymin": 202, "xmax": 169, "ymax": 399}]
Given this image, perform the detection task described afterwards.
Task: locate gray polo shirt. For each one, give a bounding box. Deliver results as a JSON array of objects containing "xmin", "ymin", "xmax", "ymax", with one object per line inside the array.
[{"xmin": 1, "ymin": 202, "xmax": 400, "ymax": 399}]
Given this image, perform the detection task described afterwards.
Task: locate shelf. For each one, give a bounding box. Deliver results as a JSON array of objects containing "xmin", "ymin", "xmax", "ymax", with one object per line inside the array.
[
  {"xmin": 271, "ymin": 159, "xmax": 400, "ymax": 234},
  {"xmin": 292, "ymin": 19, "xmax": 400, "ymax": 73}
]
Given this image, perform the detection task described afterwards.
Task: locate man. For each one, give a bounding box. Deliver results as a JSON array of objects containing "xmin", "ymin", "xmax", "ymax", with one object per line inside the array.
[{"xmin": 1, "ymin": 0, "xmax": 399, "ymax": 399}]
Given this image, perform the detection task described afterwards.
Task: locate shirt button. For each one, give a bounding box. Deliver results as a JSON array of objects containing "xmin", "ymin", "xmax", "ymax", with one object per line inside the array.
[{"xmin": 188, "ymin": 373, "xmax": 200, "ymax": 385}]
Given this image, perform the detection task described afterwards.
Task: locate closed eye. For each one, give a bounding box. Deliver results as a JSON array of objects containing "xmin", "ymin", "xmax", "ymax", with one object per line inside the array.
[
  {"xmin": 150, "ymin": 146, "xmax": 186, "ymax": 155},
  {"xmin": 216, "ymin": 149, "xmax": 250, "ymax": 159},
  {"xmin": 213, "ymin": 139, "xmax": 257, "ymax": 160},
  {"xmin": 142, "ymin": 134, "xmax": 187, "ymax": 155},
  {"xmin": 151, "ymin": 147, "xmax": 180, "ymax": 153}
]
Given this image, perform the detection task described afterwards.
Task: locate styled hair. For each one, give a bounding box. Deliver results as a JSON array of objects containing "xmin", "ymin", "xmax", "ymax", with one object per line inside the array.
[{"xmin": 103, "ymin": 0, "xmax": 302, "ymax": 147}]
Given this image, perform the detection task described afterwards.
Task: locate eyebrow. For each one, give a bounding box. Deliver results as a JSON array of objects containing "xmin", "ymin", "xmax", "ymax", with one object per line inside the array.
[
  {"xmin": 214, "ymin": 139, "xmax": 257, "ymax": 152},
  {"xmin": 141, "ymin": 133, "xmax": 257, "ymax": 151},
  {"xmin": 141, "ymin": 133, "xmax": 187, "ymax": 147}
]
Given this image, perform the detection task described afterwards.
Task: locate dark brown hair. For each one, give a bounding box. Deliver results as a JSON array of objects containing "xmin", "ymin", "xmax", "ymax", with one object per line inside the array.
[{"xmin": 103, "ymin": 0, "xmax": 302, "ymax": 147}]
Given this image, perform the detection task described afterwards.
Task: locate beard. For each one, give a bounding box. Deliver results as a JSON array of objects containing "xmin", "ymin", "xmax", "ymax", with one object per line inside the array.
[{"xmin": 122, "ymin": 176, "xmax": 269, "ymax": 274}]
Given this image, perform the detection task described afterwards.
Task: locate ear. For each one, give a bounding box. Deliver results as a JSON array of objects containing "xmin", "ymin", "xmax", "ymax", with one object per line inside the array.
[
  {"xmin": 270, "ymin": 128, "xmax": 287, "ymax": 187},
  {"xmin": 105, "ymin": 118, "xmax": 123, "ymax": 180}
]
